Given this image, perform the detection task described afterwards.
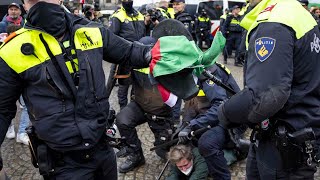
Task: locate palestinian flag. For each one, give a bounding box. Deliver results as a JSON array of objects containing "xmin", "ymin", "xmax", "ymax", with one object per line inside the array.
[{"xmin": 150, "ymin": 32, "xmax": 226, "ymax": 107}]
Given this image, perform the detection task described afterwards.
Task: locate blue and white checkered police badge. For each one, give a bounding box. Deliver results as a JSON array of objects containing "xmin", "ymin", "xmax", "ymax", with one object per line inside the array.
[{"xmin": 255, "ymin": 37, "xmax": 276, "ymax": 62}]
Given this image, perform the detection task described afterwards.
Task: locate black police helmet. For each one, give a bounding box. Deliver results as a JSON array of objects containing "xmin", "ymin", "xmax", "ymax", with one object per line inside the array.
[{"xmin": 152, "ymin": 19, "xmax": 193, "ymax": 40}]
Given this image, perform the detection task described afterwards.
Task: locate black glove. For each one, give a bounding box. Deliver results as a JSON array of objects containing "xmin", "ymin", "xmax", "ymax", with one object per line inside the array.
[{"xmin": 178, "ymin": 125, "xmax": 192, "ymax": 144}]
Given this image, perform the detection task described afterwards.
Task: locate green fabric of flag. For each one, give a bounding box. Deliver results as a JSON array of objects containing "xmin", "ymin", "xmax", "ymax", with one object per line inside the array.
[{"xmin": 150, "ymin": 31, "xmax": 226, "ymax": 78}]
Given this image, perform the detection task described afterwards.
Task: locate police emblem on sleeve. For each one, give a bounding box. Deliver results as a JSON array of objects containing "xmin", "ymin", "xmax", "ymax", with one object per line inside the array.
[
  {"xmin": 206, "ymin": 80, "xmax": 215, "ymax": 86},
  {"xmin": 255, "ymin": 37, "xmax": 276, "ymax": 62}
]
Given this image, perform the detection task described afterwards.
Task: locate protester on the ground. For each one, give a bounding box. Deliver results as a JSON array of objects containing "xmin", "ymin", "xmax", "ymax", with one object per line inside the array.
[
  {"xmin": 177, "ymin": 62, "xmax": 246, "ymax": 179},
  {"xmin": 166, "ymin": 144, "xmax": 208, "ymax": 180}
]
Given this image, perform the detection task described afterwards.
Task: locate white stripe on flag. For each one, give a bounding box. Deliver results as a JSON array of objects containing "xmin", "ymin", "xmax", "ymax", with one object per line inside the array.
[{"xmin": 164, "ymin": 93, "xmax": 178, "ymax": 107}]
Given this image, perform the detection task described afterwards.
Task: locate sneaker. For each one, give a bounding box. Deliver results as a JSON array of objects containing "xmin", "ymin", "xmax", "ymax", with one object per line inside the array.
[
  {"xmin": 16, "ymin": 133, "xmax": 29, "ymax": 145},
  {"xmin": 6, "ymin": 124, "xmax": 15, "ymax": 139}
]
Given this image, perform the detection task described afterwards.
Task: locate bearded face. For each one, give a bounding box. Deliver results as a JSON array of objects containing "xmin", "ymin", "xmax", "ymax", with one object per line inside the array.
[{"xmin": 8, "ymin": 6, "xmax": 21, "ymax": 19}]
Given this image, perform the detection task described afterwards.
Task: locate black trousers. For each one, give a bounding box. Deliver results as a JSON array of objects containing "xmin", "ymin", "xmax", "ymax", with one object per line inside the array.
[
  {"xmin": 225, "ymin": 32, "xmax": 242, "ymax": 62},
  {"xmin": 45, "ymin": 142, "xmax": 117, "ymax": 180},
  {"xmin": 246, "ymin": 140, "xmax": 317, "ymax": 180},
  {"xmin": 116, "ymin": 101, "xmax": 174, "ymax": 159},
  {"xmin": 196, "ymin": 31, "xmax": 211, "ymax": 50}
]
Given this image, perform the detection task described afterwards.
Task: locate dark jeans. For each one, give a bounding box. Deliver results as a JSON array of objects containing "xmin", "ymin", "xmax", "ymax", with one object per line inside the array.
[
  {"xmin": 198, "ymin": 125, "xmax": 230, "ymax": 180},
  {"xmin": 116, "ymin": 102, "xmax": 173, "ymax": 159},
  {"xmin": 246, "ymin": 140, "xmax": 317, "ymax": 180},
  {"xmin": 46, "ymin": 143, "xmax": 117, "ymax": 180}
]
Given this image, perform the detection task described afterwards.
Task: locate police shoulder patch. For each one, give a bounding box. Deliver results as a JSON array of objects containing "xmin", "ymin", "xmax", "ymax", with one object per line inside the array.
[
  {"xmin": 255, "ymin": 37, "xmax": 276, "ymax": 62},
  {"xmin": 206, "ymin": 80, "xmax": 215, "ymax": 87}
]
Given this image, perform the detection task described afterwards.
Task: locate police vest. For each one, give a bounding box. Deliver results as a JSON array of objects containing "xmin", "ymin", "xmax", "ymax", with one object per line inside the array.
[
  {"xmin": 228, "ymin": 16, "xmax": 242, "ymax": 32},
  {"xmin": 220, "ymin": 14, "xmax": 227, "ymax": 20},
  {"xmin": 111, "ymin": 8, "xmax": 145, "ymax": 41},
  {"xmin": 240, "ymin": 0, "xmax": 317, "ymax": 48},
  {"xmin": 197, "ymin": 16, "xmax": 210, "ymax": 30},
  {"xmin": 0, "ymin": 27, "xmax": 101, "ymax": 74},
  {"xmin": 198, "ymin": 16, "xmax": 210, "ymax": 22},
  {"xmin": 167, "ymin": 7, "xmax": 175, "ymax": 19},
  {"xmin": 111, "ymin": 8, "xmax": 144, "ymax": 23},
  {"xmin": 157, "ymin": 7, "xmax": 170, "ymax": 19},
  {"xmin": 0, "ymin": 26, "xmax": 109, "ymax": 151}
]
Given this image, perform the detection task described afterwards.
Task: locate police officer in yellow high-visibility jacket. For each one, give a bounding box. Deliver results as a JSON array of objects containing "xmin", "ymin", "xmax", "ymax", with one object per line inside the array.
[
  {"xmin": 218, "ymin": 0, "xmax": 320, "ymax": 179},
  {"xmin": 222, "ymin": 5, "xmax": 244, "ymax": 66},
  {"xmin": 195, "ymin": 9, "xmax": 211, "ymax": 50},
  {"xmin": 109, "ymin": 0, "xmax": 146, "ymax": 110},
  {"xmin": 110, "ymin": 0, "xmax": 145, "ymax": 42},
  {"xmin": 0, "ymin": 0, "xmax": 151, "ymax": 179}
]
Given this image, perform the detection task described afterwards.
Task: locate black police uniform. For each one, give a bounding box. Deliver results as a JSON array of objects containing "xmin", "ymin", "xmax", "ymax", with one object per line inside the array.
[
  {"xmin": 195, "ymin": 14, "xmax": 211, "ymax": 49},
  {"xmin": 0, "ymin": 3, "xmax": 150, "ymax": 179},
  {"xmin": 109, "ymin": 7, "xmax": 146, "ymax": 109},
  {"xmin": 175, "ymin": 11, "xmax": 194, "ymax": 36},
  {"xmin": 222, "ymin": 13, "xmax": 243, "ymax": 65},
  {"xmin": 181, "ymin": 63, "xmax": 242, "ymax": 179},
  {"xmin": 218, "ymin": 0, "xmax": 320, "ymax": 179}
]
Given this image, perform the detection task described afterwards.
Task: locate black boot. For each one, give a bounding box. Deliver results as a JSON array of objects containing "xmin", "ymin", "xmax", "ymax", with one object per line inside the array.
[
  {"xmin": 116, "ymin": 146, "xmax": 134, "ymax": 158},
  {"xmin": 234, "ymin": 61, "xmax": 243, "ymax": 67},
  {"xmin": 119, "ymin": 150, "xmax": 145, "ymax": 173}
]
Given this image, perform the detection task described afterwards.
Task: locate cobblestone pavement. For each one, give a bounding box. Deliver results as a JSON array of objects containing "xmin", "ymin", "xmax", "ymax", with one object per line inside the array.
[{"xmin": 1, "ymin": 57, "xmax": 319, "ymax": 180}]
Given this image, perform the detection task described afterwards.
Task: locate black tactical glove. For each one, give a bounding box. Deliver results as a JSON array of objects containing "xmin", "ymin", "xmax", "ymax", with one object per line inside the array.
[{"xmin": 178, "ymin": 125, "xmax": 192, "ymax": 144}]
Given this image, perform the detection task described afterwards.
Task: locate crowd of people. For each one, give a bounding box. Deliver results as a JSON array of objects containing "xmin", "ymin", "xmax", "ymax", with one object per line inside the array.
[{"xmin": 0, "ymin": 0, "xmax": 319, "ymax": 180}]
